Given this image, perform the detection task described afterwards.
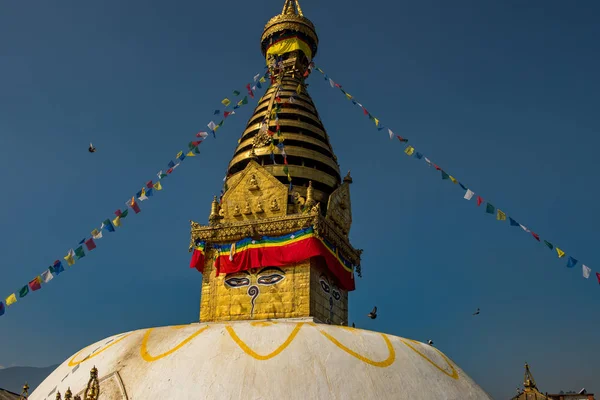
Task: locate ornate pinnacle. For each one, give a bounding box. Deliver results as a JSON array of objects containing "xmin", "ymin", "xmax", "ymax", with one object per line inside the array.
[
  {"xmin": 19, "ymin": 382, "xmax": 29, "ymax": 399},
  {"xmin": 64, "ymin": 388, "xmax": 73, "ymax": 400},
  {"xmin": 55, "ymin": 391, "xmax": 62, "ymax": 400},
  {"xmin": 343, "ymin": 171, "xmax": 353, "ymax": 184},
  {"xmin": 281, "ymin": 0, "xmax": 303, "ymax": 16}
]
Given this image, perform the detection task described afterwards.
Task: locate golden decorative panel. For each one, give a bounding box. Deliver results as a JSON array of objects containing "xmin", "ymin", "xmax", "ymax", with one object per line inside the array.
[
  {"xmin": 326, "ymin": 182, "xmax": 352, "ymax": 236},
  {"xmin": 219, "ymin": 161, "xmax": 289, "ymax": 223}
]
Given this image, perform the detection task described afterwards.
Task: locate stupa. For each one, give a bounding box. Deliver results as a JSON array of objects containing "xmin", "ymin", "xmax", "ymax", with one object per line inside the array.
[{"xmin": 29, "ymin": 1, "xmax": 493, "ymax": 399}]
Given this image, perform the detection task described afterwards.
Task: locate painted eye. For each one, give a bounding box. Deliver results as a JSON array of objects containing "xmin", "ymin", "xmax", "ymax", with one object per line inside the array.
[
  {"xmin": 224, "ymin": 277, "xmax": 250, "ymax": 288},
  {"xmin": 320, "ymin": 279, "xmax": 330, "ymax": 293},
  {"xmin": 257, "ymin": 274, "xmax": 285, "ymax": 286},
  {"xmin": 332, "ymin": 290, "xmax": 341, "ymax": 301}
]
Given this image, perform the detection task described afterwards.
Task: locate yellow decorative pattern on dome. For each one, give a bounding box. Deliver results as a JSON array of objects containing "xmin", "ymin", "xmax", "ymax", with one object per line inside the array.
[
  {"xmin": 140, "ymin": 325, "xmax": 210, "ymax": 362},
  {"xmin": 400, "ymin": 338, "xmax": 459, "ymax": 379},
  {"xmin": 315, "ymin": 327, "xmax": 395, "ymax": 368},
  {"xmin": 225, "ymin": 323, "xmax": 304, "ymax": 361},
  {"xmin": 68, "ymin": 332, "xmax": 135, "ymax": 367}
]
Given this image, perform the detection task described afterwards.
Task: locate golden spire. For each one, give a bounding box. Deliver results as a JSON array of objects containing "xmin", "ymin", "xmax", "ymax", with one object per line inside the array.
[
  {"xmin": 282, "ymin": 0, "xmax": 303, "ymax": 16},
  {"xmin": 19, "ymin": 382, "xmax": 29, "ymax": 399},
  {"xmin": 523, "ymin": 363, "xmax": 538, "ymax": 391}
]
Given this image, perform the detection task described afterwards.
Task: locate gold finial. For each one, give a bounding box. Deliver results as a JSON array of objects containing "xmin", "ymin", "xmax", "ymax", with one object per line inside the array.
[
  {"xmin": 56, "ymin": 391, "xmax": 62, "ymax": 400},
  {"xmin": 523, "ymin": 362, "xmax": 537, "ymax": 391},
  {"xmin": 209, "ymin": 196, "xmax": 222, "ymax": 226},
  {"xmin": 64, "ymin": 388, "xmax": 73, "ymax": 400},
  {"xmin": 305, "ymin": 181, "xmax": 315, "ymax": 208},
  {"xmin": 281, "ymin": 0, "xmax": 303, "ymax": 16},
  {"xmin": 19, "ymin": 382, "xmax": 29, "ymax": 399},
  {"xmin": 343, "ymin": 171, "xmax": 353, "ymax": 184},
  {"xmin": 84, "ymin": 366, "xmax": 100, "ymax": 400}
]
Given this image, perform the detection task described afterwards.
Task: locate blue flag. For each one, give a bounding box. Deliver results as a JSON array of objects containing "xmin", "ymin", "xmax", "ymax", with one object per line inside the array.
[
  {"xmin": 102, "ymin": 219, "xmax": 115, "ymax": 232},
  {"xmin": 78, "ymin": 238, "xmax": 86, "ymax": 244},
  {"xmin": 509, "ymin": 217, "xmax": 520, "ymax": 227},
  {"xmin": 168, "ymin": 160, "xmax": 175, "ymax": 168},
  {"xmin": 256, "ymin": 81, "xmax": 262, "ymax": 89},
  {"xmin": 567, "ymin": 256, "xmax": 578, "ymax": 268},
  {"xmin": 214, "ymin": 110, "xmax": 220, "ymax": 115},
  {"xmin": 52, "ymin": 260, "xmax": 64, "ymax": 275},
  {"xmin": 415, "ymin": 152, "xmax": 423, "ymax": 160},
  {"xmin": 459, "ymin": 182, "xmax": 467, "ymax": 190},
  {"xmin": 146, "ymin": 188, "xmax": 154, "ymax": 197},
  {"xmin": 0, "ymin": 302, "xmax": 4, "ymax": 316}
]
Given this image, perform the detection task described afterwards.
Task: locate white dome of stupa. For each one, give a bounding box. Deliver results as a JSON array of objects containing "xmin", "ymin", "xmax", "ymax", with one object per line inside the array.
[{"xmin": 30, "ymin": 319, "xmax": 492, "ymax": 400}]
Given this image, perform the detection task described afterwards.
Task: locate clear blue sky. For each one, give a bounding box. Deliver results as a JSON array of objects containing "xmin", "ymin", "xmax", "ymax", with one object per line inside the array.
[{"xmin": 1, "ymin": 0, "xmax": 599, "ymax": 398}]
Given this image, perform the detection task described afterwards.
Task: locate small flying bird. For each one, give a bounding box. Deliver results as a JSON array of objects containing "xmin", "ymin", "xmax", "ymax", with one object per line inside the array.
[
  {"xmin": 88, "ymin": 143, "xmax": 96, "ymax": 153},
  {"xmin": 367, "ymin": 306, "xmax": 377, "ymax": 319},
  {"xmin": 352, "ymin": 322, "xmax": 355, "ymax": 328},
  {"xmin": 472, "ymin": 308, "xmax": 480, "ymax": 316},
  {"xmin": 428, "ymin": 339, "xmax": 434, "ymax": 346}
]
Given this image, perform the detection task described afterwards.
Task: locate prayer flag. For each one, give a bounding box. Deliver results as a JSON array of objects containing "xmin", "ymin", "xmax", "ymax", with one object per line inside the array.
[
  {"xmin": 441, "ymin": 171, "xmax": 450, "ymax": 180},
  {"xmin": 91, "ymin": 229, "xmax": 102, "ymax": 240},
  {"xmin": 75, "ymin": 246, "xmax": 85, "ymax": 260},
  {"xmin": 113, "ymin": 216, "xmax": 121, "ymax": 227},
  {"xmin": 115, "ymin": 209, "xmax": 122, "ymax": 217},
  {"xmin": 543, "ymin": 240, "xmax": 553, "ymax": 250},
  {"xmin": 208, "ymin": 121, "xmax": 216, "ymax": 131},
  {"xmin": 41, "ymin": 270, "xmax": 53, "ymax": 283},
  {"xmin": 259, "ymin": 76, "xmax": 266, "ymax": 83},
  {"xmin": 241, "ymin": 96, "xmax": 249, "ymax": 105},
  {"xmin": 530, "ymin": 231, "xmax": 540, "ymax": 241},
  {"xmin": 396, "ymin": 135, "xmax": 408, "ymax": 143},
  {"xmin": 246, "ymin": 84, "xmax": 254, "ymax": 98},
  {"xmin": 153, "ymin": 181, "xmax": 163, "ymax": 191},
  {"xmin": 449, "ymin": 176, "xmax": 457, "ymax": 184},
  {"xmin": 234, "ymin": 89, "xmax": 241, "ymax": 96},
  {"xmin": 520, "ymin": 224, "xmax": 529, "ymax": 232},
  {"xmin": 102, "ymin": 219, "xmax": 115, "ymax": 232},
  {"xmin": 567, "ymin": 256, "xmax": 578, "ymax": 268},
  {"xmin": 424, "ymin": 157, "xmax": 432, "ymax": 166},
  {"xmin": 19, "ymin": 285, "xmax": 29, "ymax": 298},
  {"xmin": 477, "ymin": 196, "xmax": 483, "ymax": 206},
  {"xmin": 168, "ymin": 160, "xmax": 176, "ymax": 168},
  {"xmin": 85, "ymin": 238, "xmax": 96, "ymax": 251},
  {"xmin": 29, "ymin": 276, "xmax": 42, "ymax": 292},
  {"xmin": 404, "ymin": 146, "xmax": 415, "ymax": 156},
  {"xmin": 0, "ymin": 302, "xmax": 4, "ymax": 316},
  {"xmin": 497, "ymin": 209, "xmax": 506, "ymax": 221},
  {"xmin": 373, "ymin": 118, "xmax": 379, "ymax": 127},
  {"xmin": 178, "ymin": 153, "xmax": 186, "ymax": 161},
  {"xmin": 120, "ymin": 209, "xmax": 129, "ymax": 218},
  {"xmin": 129, "ymin": 197, "xmax": 141, "ymax": 214},
  {"xmin": 176, "ymin": 151, "xmax": 183, "ymax": 159},
  {"xmin": 486, "ymin": 203, "xmax": 495, "ymax": 214},
  {"xmin": 509, "ymin": 217, "xmax": 519, "ymax": 227},
  {"xmin": 464, "ymin": 189, "xmax": 475, "ymax": 200},
  {"xmin": 296, "ymin": 84, "xmax": 302, "ymax": 94},
  {"xmin": 146, "ymin": 180, "xmax": 153, "ymax": 189},
  {"xmin": 64, "ymin": 249, "xmax": 75, "ymax": 266},
  {"xmin": 459, "ymin": 183, "xmax": 468, "ymax": 190},
  {"xmin": 556, "ymin": 248, "xmax": 565, "ymax": 258},
  {"xmin": 137, "ymin": 189, "xmax": 148, "ymax": 201},
  {"xmin": 5, "ymin": 294, "xmax": 16, "ymax": 306},
  {"xmin": 52, "ymin": 260, "xmax": 64, "ymax": 275},
  {"xmin": 196, "ymin": 131, "xmax": 208, "ymax": 139},
  {"xmin": 186, "ymin": 151, "xmax": 195, "ymax": 157},
  {"xmin": 213, "ymin": 110, "xmax": 220, "ymax": 115},
  {"xmin": 583, "ymin": 265, "xmax": 591, "ymax": 279},
  {"xmin": 329, "ymin": 78, "xmax": 335, "ymax": 88},
  {"xmin": 78, "ymin": 238, "xmax": 86, "ymax": 245},
  {"xmin": 157, "ymin": 170, "xmax": 167, "ymax": 179},
  {"xmin": 146, "ymin": 188, "xmax": 153, "ymax": 197},
  {"xmin": 415, "ymin": 152, "xmax": 423, "ymax": 159},
  {"xmin": 224, "ymin": 111, "xmax": 234, "ymax": 118},
  {"xmin": 596, "ymin": 272, "xmax": 600, "ymax": 285},
  {"xmin": 221, "ymin": 98, "xmax": 231, "ymax": 107}
]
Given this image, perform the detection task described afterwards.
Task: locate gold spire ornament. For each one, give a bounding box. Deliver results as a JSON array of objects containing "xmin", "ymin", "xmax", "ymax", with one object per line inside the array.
[{"xmin": 19, "ymin": 382, "xmax": 29, "ymax": 399}]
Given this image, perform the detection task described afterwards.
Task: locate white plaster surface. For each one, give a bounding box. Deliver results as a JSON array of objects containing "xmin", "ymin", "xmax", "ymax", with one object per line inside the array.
[{"xmin": 30, "ymin": 320, "xmax": 493, "ymax": 400}]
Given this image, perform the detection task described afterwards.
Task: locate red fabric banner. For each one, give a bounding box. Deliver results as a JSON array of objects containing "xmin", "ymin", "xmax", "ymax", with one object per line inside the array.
[
  {"xmin": 190, "ymin": 248, "xmax": 205, "ymax": 273},
  {"xmin": 214, "ymin": 237, "xmax": 355, "ymax": 291}
]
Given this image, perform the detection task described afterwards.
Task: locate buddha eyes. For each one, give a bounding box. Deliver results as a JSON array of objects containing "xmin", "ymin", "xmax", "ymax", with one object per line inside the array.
[
  {"xmin": 320, "ymin": 279, "xmax": 341, "ymax": 301},
  {"xmin": 332, "ymin": 290, "xmax": 341, "ymax": 301},
  {"xmin": 257, "ymin": 274, "xmax": 285, "ymax": 286},
  {"xmin": 225, "ymin": 277, "xmax": 250, "ymax": 288},
  {"xmin": 320, "ymin": 279, "xmax": 330, "ymax": 293}
]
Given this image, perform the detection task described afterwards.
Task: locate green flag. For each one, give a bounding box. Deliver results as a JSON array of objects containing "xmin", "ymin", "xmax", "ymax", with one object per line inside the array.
[
  {"xmin": 241, "ymin": 96, "xmax": 248, "ymax": 105},
  {"xmin": 120, "ymin": 209, "xmax": 129, "ymax": 219},
  {"xmin": 19, "ymin": 285, "xmax": 29, "ymax": 298},
  {"xmin": 233, "ymin": 90, "xmax": 240, "ymax": 96},
  {"xmin": 194, "ymin": 146, "xmax": 200, "ymax": 154},
  {"xmin": 544, "ymin": 240, "xmax": 553, "ymax": 250},
  {"xmin": 441, "ymin": 171, "xmax": 450, "ymax": 180},
  {"xmin": 485, "ymin": 203, "xmax": 495, "ymax": 214},
  {"xmin": 75, "ymin": 246, "xmax": 86, "ymax": 260}
]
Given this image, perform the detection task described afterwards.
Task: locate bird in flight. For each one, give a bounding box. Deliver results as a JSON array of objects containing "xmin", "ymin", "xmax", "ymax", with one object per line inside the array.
[
  {"xmin": 427, "ymin": 339, "xmax": 434, "ymax": 346},
  {"xmin": 472, "ymin": 308, "xmax": 480, "ymax": 316},
  {"xmin": 352, "ymin": 322, "xmax": 355, "ymax": 328},
  {"xmin": 367, "ymin": 306, "xmax": 377, "ymax": 319},
  {"xmin": 88, "ymin": 143, "xmax": 96, "ymax": 153}
]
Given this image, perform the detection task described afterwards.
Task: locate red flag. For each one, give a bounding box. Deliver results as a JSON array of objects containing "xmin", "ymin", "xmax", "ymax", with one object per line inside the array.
[
  {"xmin": 196, "ymin": 132, "xmax": 207, "ymax": 138},
  {"xmin": 166, "ymin": 167, "xmax": 174, "ymax": 174},
  {"xmin": 267, "ymin": 130, "xmax": 276, "ymax": 137},
  {"xmin": 246, "ymin": 84, "xmax": 254, "ymax": 99},
  {"xmin": 85, "ymin": 238, "xmax": 97, "ymax": 251},
  {"xmin": 596, "ymin": 272, "xmax": 600, "ymax": 285},
  {"xmin": 284, "ymin": 157, "xmax": 288, "ymax": 165},
  {"xmin": 115, "ymin": 209, "xmax": 122, "ymax": 217},
  {"xmin": 363, "ymin": 108, "xmax": 368, "ymax": 116},
  {"xmin": 433, "ymin": 164, "xmax": 441, "ymax": 171},
  {"xmin": 224, "ymin": 111, "xmax": 233, "ymax": 118},
  {"xmin": 130, "ymin": 199, "xmax": 141, "ymax": 214},
  {"xmin": 396, "ymin": 135, "xmax": 408, "ymax": 143},
  {"xmin": 29, "ymin": 277, "xmax": 42, "ymax": 292},
  {"xmin": 530, "ymin": 231, "xmax": 540, "ymax": 241},
  {"xmin": 146, "ymin": 180, "xmax": 153, "ymax": 189},
  {"xmin": 191, "ymin": 140, "xmax": 202, "ymax": 146},
  {"xmin": 334, "ymin": 83, "xmax": 342, "ymax": 88},
  {"xmin": 303, "ymin": 70, "xmax": 309, "ymax": 77},
  {"xmin": 477, "ymin": 196, "xmax": 483, "ymax": 206}
]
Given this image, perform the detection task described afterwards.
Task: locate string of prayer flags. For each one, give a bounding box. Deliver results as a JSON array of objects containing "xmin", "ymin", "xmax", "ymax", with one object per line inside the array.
[
  {"xmin": 317, "ymin": 64, "xmax": 598, "ymax": 290},
  {"xmin": 1, "ymin": 69, "xmax": 271, "ymax": 317}
]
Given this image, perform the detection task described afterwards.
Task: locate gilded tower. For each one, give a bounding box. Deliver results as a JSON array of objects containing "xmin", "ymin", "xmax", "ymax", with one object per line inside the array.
[{"xmin": 190, "ymin": 0, "xmax": 362, "ymax": 325}]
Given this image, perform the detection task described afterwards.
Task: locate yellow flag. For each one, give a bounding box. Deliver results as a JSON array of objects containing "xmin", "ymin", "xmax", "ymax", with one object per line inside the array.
[
  {"xmin": 153, "ymin": 181, "xmax": 163, "ymax": 191},
  {"xmin": 556, "ymin": 248, "xmax": 565, "ymax": 258},
  {"xmin": 374, "ymin": 118, "xmax": 380, "ymax": 126},
  {"xmin": 449, "ymin": 176, "xmax": 457, "ymax": 184},
  {"xmin": 345, "ymin": 93, "xmax": 352, "ymax": 100},
  {"xmin": 186, "ymin": 151, "xmax": 195, "ymax": 157},
  {"xmin": 221, "ymin": 98, "xmax": 231, "ymax": 107},
  {"xmin": 5, "ymin": 293, "xmax": 17, "ymax": 306},
  {"xmin": 64, "ymin": 252, "xmax": 75, "ymax": 266},
  {"xmin": 404, "ymin": 146, "xmax": 415, "ymax": 156},
  {"xmin": 176, "ymin": 151, "xmax": 183, "ymax": 159},
  {"xmin": 259, "ymin": 76, "xmax": 266, "ymax": 83},
  {"xmin": 113, "ymin": 216, "xmax": 121, "ymax": 227},
  {"xmin": 296, "ymin": 84, "xmax": 302, "ymax": 95},
  {"xmin": 497, "ymin": 209, "xmax": 506, "ymax": 221}
]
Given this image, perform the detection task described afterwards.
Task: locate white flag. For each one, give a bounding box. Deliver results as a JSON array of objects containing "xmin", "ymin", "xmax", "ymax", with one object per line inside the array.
[
  {"xmin": 138, "ymin": 189, "xmax": 149, "ymax": 201},
  {"xmin": 253, "ymin": 73, "xmax": 260, "ymax": 82},
  {"xmin": 41, "ymin": 270, "xmax": 54, "ymax": 283},
  {"xmin": 388, "ymin": 129, "xmax": 394, "ymax": 140},
  {"xmin": 197, "ymin": 131, "xmax": 209, "ymax": 139},
  {"xmin": 289, "ymin": 96, "xmax": 296, "ymax": 104},
  {"xmin": 424, "ymin": 157, "xmax": 432, "ymax": 166},
  {"xmin": 464, "ymin": 189, "xmax": 475, "ymax": 200},
  {"xmin": 329, "ymin": 78, "xmax": 335, "ymax": 88},
  {"xmin": 92, "ymin": 230, "xmax": 103, "ymax": 240},
  {"xmin": 207, "ymin": 121, "xmax": 216, "ymax": 131},
  {"xmin": 252, "ymin": 85, "xmax": 256, "ymax": 91},
  {"xmin": 519, "ymin": 224, "xmax": 529, "ymax": 232},
  {"xmin": 583, "ymin": 265, "xmax": 591, "ymax": 279}
]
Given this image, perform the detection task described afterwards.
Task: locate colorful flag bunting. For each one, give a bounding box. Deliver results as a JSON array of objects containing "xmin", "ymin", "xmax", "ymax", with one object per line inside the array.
[
  {"xmin": 137, "ymin": 189, "xmax": 148, "ymax": 201},
  {"xmin": 583, "ymin": 265, "xmax": 591, "ymax": 279},
  {"xmin": 29, "ymin": 276, "xmax": 42, "ymax": 292},
  {"xmin": 74, "ymin": 246, "xmax": 85, "ymax": 260},
  {"xmin": 113, "ymin": 216, "xmax": 121, "ymax": 227},
  {"xmin": 221, "ymin": 98, "xmax": 231, "ymax": 107},
  {"xmin": 0, "ymin": 302, "xmax": 4, "ymax": 316},
  {"xmin": 85, "ymin": 238, "xmax": 96, "ymax": 251},
  {"xmin": 404, "ymin": 146, "xmax": 415, "ymax": 156},
  {"xmin": 544, "ymin": 240, "xmax": 553, "ymax": 250},
  {"xmin": 224, "ymin": 111, "xmax": 234, "ymax": 118},
  {"xmin": 596, "ymin": 272, "xmax": 600, "ymax": 285},
  {"xmin": 509, "ymin": 217, "xmax": 520, "ymax": 227},
  {"xmin": 52, "ymin": 260, "xmax": 64, "ymax": 275},
  {"xmin": 388, "ymin": 129, "xmax": 394, "ymax": 140},
  {"xmin": 102, "ymin": 219, "xmax": 115, "ymax": 232},
  {"xmin": 567, "ymin": 256, "xmax": 578, "ymax": 268},
  {"xmin": 477, "ymin": 196, "xmax": 483, "ymax": 206},
  {"xmin": 41, "ymin": 270, "xmax": 53, "ymax": 283},
  {"xmin": 130, "ymin": 197, "xmax": 141, "ymax": 214},
  {"xmin": 5, "ymin": 294, "xmax": 16, "ymax": 306},
  {"xmin": 396, "ymin": 135, "xmax": 408, "ymax": 143},
  {"xmin": 207, "ymin": 121, "xmax": 216, "ymax": 131},
  {"xmin": 530, "ymin": 231, "xmax": 540, "ymax": 241},
  {"xmin": 196, "ymin": 131, "xmax": 208, "ymax": 139},
  {"xmin": 449, "ymin": 176, "xmax": 457, "ymax": 184},
  {"xmin": 497, "ymin": 209, "xmax": 506, "ymax": 221},
  {"xmin": 19, "ymin": 285, "xmax": 29, "ymax": 298},
  {"xmin": 153, "ymin": 182, "xmax": 163, "ymax": 191},
  {"xmin": 556, "ymin": 248, "xmax": 565, "ymax": 258},
  {"xmin": 464, "ymin": 189, "xmax": 475, "ymax": 200},
  {"xmin": 441, "ymin": 171, "xmax": 450, "ymax": 180},
  {"xmin": 520, "ymin": 224, "xmax": 529, "ymax": 232},
  {"xmin": 485, "ymin": 203, "xmax": 495, "ymax": 214},
  {"xmin": 64, "ymin": 249, "xmax": 75, "ymax": 266}
]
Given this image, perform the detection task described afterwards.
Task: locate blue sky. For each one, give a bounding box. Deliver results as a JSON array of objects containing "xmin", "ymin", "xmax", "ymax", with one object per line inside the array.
[{"xmin": 1, "ymin": 0, "xmax": 599, "ymax": 398}]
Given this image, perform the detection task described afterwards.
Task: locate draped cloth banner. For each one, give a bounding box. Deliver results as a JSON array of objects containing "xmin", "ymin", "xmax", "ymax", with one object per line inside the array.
[
  {"xmin": 190, "ymin": 227, "xmax": 356, "ymax": 291},
  {"xmin": 266, "ymin": 36, "xmax": 312, "ymax": 62}
]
